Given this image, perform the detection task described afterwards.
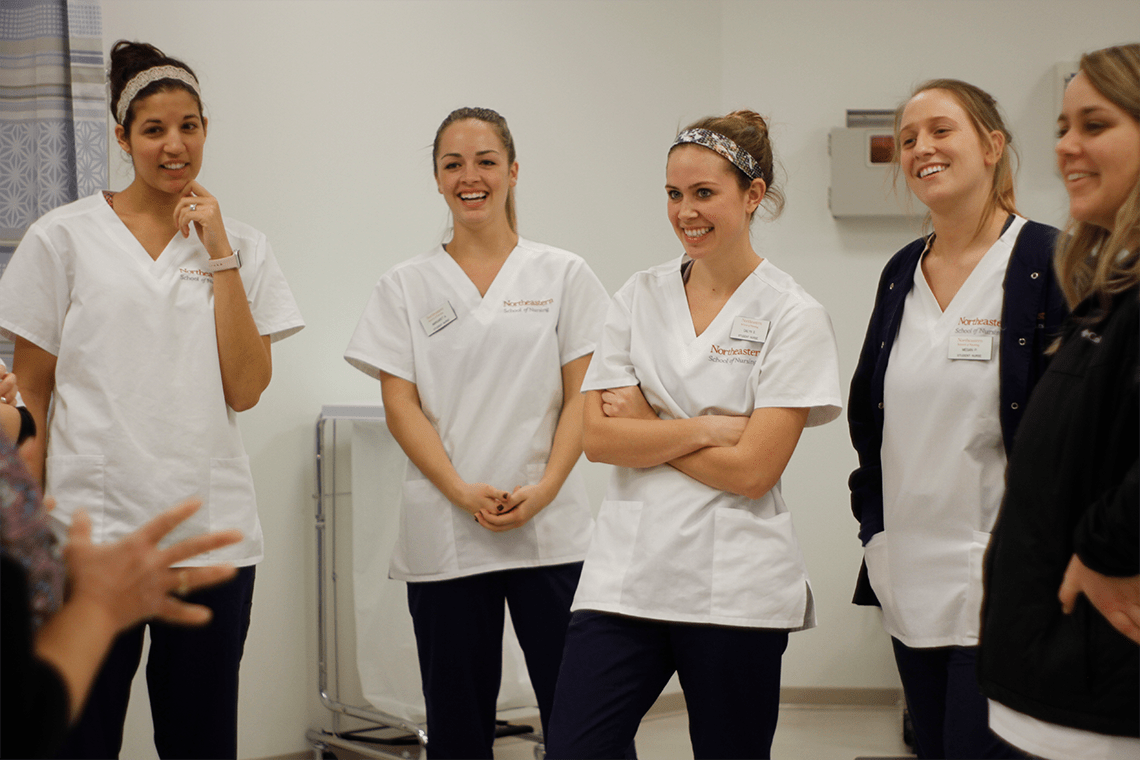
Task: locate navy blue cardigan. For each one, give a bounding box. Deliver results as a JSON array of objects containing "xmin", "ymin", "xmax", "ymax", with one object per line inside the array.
[{"xmin": 847, "ymin": 220, "xmax": 1067, "ymax": 606}]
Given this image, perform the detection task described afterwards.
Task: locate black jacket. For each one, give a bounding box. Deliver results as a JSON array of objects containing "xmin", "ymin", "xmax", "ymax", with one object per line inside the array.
[{"xmin": 979, "ymin": 288, "xmax": 1140, "ymax": 737}]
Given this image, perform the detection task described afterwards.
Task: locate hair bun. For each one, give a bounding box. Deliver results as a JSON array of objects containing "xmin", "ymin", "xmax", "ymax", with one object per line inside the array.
[
  {"xmin": 107, "ymin": 39, "xmax": 200, "ymax": 131},
  {"xmin": 676, "ymin": 110, "xmax": 784, "ymax": 219}
]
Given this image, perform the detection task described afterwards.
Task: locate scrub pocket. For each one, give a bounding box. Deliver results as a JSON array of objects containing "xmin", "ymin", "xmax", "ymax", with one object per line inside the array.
[
  {"xmin": 528, "ymin": 463, "xmax": 592, "ymax": 559},
  {"xmin": 961, "ymin": 530, "xmax": 991, "ymax": 642},
  {"xmin": 711, "ymin": 509, "xmax": 808, "ymax": 626},
  {"xmin": 575, "ymin": 500, "xmax": 642, "ymax": 603},
  {"xmin": 46, "ymin": 454, "xmax": 105, "ymax": 537},
  {"xmin": 399, "ymin": 477, "xmax": 458, "ymax": 576},
  {"xmin": 208, "ymin": 455, "xmax": 261, "ymax": 543},
  {"xmin": 862, "ymin": 532, "xmax": 901, "ymax": 635}
]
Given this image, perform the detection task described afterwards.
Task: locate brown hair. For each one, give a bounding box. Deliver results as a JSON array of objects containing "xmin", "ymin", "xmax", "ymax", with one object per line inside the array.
[
  {"xmin": 1054, "ymin": 43, "xmax": 1140, "ymax": 315},
  {"xmin": 432, "ymin": 107, "xmax": 518, "ymax": 232},
  {"xmin": 894, "ymin": 79, "xmax": 1018, "ymax": 236},
  {"xmin": 108, "ymin": 40, "xmax": 202, "ymax": 134},
  {"xmin": 671, "ymin": 110, "xmax": 785, "ymax": 220}
]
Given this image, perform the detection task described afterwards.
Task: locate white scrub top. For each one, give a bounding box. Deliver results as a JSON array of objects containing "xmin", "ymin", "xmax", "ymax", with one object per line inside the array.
[
  {"xmin": 574, "ymin": 255, "xmax": 842, "ymax": 629},
  {"xmin": 344, "ymin": 238, "xmax": 609, "ymax": 582},
  {"xmin": 0, "ymin": 192, "xmax": 305, "ymax": 566},
  {"xmin": 988, "ymin": 700, "xmax": 1140, "ymax": 760},
  {"xmin": 870, "ymin": 216, "xmax": 1023, "ymax": 647}
]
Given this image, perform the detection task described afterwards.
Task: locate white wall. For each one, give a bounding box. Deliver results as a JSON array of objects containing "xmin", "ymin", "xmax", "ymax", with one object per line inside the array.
[{"xmin": 94, "ymin": 2, "xmax": 1139, "ymax": 757}]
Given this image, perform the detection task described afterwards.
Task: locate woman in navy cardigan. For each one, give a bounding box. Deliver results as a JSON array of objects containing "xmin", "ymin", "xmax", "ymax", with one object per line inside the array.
[{"xmin": 847, "ymin": 79, "xmax": 1066, "ymax": 759}]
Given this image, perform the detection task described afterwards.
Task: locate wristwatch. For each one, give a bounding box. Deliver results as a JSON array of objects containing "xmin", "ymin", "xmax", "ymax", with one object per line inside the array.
[{"xmin": 205, "ymin": 249, "xmax": 241, "ymax": 272}]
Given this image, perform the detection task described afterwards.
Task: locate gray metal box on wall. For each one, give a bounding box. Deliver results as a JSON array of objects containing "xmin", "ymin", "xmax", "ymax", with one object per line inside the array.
[{"xmin": 828, "ymin": 110, "xmax": 925, "ymax": 218}]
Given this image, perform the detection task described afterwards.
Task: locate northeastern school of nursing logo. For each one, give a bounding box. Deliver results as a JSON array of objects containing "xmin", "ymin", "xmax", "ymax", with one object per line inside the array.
[
  {"xmin": 955, "ymin": 316, "xmax": 1001, "ymax": 335},
  {"xmin": 502, "ymin": 297, "xmax": 553, "ymax": 314},
  {"xmin": 178, "ymin": 267, "xmax": 213, "ymax": 283},
  {"xmin": 708, "ymin": 344, "xmax": 760, "ymax": 365}
]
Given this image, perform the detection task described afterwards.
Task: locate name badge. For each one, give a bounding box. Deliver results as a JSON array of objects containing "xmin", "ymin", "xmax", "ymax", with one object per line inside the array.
[
  {"xmin": 730, "ymin": 316, "xmax": 771, "ymax": 343},
  {"xmin": 420, "ymin": 301, "xmax": 458, "ymax": 336},
  {"xmin": 948, "ymin": 335, "xmax": 993, "ymax": 361}
]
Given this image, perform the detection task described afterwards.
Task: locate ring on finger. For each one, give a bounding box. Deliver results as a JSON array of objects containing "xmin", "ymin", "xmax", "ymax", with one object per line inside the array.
[
  {"xmin": 189, "ymin": 203, "xmax": 197, "ymax": 212},
  {"xmin": 175, "ymin": 570, "xmax": 190, "ymax": 597}
]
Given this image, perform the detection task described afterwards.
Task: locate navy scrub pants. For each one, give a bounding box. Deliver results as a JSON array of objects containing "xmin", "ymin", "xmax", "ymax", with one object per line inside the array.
[
  {"xmin": 890, "ymin": 638, "xmax": 1028, "ymax": 759},
  {"xmin": 545, "ymin": 610, "xmax": 789, "ymax": 760},
  {"xmin": 406, "ymin": 562, "xmax": 582, "ymax": 760},
  {"xmin": 56, "ymin": 566, "xmax": 255, "ymax": 760}
]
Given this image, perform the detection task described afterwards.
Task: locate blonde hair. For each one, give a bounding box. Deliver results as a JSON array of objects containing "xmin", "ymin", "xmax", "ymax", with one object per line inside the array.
[
  {"xmin": 1054, "ymin": 44, "xmax": 1140, "ymax": 313},
  {"xmin": 893, "ymin": 79, "xmax": 1018, "ymax": 238}
]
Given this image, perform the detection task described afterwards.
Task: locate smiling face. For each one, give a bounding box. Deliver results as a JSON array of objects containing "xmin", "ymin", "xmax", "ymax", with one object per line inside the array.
[
  {"xmin": 1056, "ymin": 71, "xmax": 1140, "ymax": 231},
  {"xmin": 665, "ymin": 144, "xmax": 764, "ymax": 262},
  {"xmin": 115, "ymin": 87, "xmax": 205, "ymax": 198},
  {"xmin": 897, "ymin": 88, "xmax": 1002, "ymax": 214},
  {"xmin": 434, "ymin": 118, "xmax": 518, "ymax": 232}
]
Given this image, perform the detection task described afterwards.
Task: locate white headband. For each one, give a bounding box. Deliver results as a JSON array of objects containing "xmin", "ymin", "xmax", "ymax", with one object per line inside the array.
[{"xmin": 115, "ymin": 65, "xmax": 201, "ymax": 125}]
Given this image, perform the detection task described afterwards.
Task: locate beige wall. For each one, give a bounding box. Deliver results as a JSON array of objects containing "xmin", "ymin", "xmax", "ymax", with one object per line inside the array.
[{"xmin": 96, "ymin": 2, "xmax": 1139, "ymax": 757}]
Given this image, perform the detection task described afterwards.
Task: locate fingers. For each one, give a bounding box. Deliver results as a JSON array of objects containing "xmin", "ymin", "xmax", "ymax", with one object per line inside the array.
[
  {"xmin": 475, "ymin": 510, "xmax": 518, "ymax": 532},
  {"xmin": 157, "ymin": 564, "xmax": 237, "ymax": 625},
  {"xmin": 68, "ymin": 508, "xmax": 93, "ymax": 546},
  {"xmin": 1058, "ymin": 577, "xmax": 1077, "ymax": 614},
  {"xmin": 1058, "ymin": 554, "xmax": 1080, "ymax": 614},
  {"xmin": 504, "ymin": 487, "xmax": 527, "ymax": 510},
  {"xmin": 1105, "ymin": 609, "xmax": 1140, "ymax": 645},
  {"xmin": 0, "ymin": 371, "xmax": 16, "ymax": 405},
  {"xmin": 173, "ymin": 183, "xmax": 218, "ymax": 239},
  {"xmin": 177, "ymin": 564, "xmax": 238, "ymax": 595},
  {"xmin": 157, "ymin": 598, "xmax": 214, "ymax": 626}
]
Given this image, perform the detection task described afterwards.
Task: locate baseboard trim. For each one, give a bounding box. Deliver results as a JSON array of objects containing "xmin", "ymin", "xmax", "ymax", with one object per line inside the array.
[
  {"xmin": 647, "ymin": 686, "xmax": 903, "ymax": 717},
  {"xmin": 779, "ymin": 686, "xmax": 904, "ymax": 707}
]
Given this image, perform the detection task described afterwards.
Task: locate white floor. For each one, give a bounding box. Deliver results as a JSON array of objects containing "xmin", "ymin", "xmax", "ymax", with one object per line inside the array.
[{"xmin": 317, "ymin": 704, "xmax": 915, "ymax": 760}]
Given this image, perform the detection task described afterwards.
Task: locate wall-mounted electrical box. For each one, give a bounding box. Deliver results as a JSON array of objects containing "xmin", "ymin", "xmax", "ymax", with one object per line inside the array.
[
  {"xmin": 829, "ymin": 109, "xmax": 924, "ymax": 218},
  {"xmin": 1054, "ymin": 60, "xmax": 1079, "ymax": 118}
]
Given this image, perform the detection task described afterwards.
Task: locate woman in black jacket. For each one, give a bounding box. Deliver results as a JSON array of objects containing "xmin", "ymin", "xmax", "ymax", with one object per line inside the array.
[{"xmin": 979, "ymin": 43, "xmax": 1140, "ymax": 760}]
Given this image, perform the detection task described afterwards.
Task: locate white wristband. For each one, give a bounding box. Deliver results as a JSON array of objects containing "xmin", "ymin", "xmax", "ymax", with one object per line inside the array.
[{"xmin": 205, "ymin": 250, "xmax": 241, "ymax": 272}]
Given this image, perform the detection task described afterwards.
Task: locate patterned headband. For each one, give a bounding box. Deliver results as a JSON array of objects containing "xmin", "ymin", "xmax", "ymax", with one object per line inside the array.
[
  {"xmin": 672, "ymin": 128, "xmax": 765, "ymax": 182},
  {"xmin": 114, "ymin": 65, "xmax": 201, "ymax": 125}
]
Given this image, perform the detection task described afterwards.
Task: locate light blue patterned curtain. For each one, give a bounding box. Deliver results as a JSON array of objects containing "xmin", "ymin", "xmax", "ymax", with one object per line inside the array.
[{"xmin": 0, "ymin": 0, "xmax": 106, "ymax": 276}]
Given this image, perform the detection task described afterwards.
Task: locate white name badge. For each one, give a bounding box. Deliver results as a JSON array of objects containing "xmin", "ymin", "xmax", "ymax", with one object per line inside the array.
[
  {"xmin": 420, "ymin": 301, "xmax": 458, "ymax": 336},
  {"xmin": 949, "ymin": 335, "xmax": 994, "ymax": 361},
  {"xmin": 730, "ymin": 316, "xmax": 771, "ymax": 343}
]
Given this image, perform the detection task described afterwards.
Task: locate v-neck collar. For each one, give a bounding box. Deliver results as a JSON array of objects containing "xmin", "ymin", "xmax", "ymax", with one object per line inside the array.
[
  {"xmin": 671, "ymin": 255, "xmax": 761, "ymax": 346},
  {"xmin": 99, "ymin": 192, "xmax": 186, "ymax": 272},
  {"xmin": 915, "ymin": 216, "xmax": 1020, "ymax": 322},
  {"xmin": 438, "ymin": 240, "xmax": 522, "ymax": 308}
]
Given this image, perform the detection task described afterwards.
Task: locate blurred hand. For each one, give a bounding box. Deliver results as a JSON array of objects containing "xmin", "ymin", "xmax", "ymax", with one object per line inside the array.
[{"xmin": 65, "ymin": 499, "xmax": 242, "ymax": 631}]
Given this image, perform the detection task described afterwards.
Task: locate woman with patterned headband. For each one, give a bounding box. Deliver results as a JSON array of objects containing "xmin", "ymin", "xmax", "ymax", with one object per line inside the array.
[
  {"xmin": 545, "ymin": 111, "xmax": 842, "ymax": 759},
  {"xmin": 0, "ymin": 40, "xmax": 303, "ymax": 758},
  {"xmin": 847, "ymin": 79, "xmax": 1066, "ymax": 759},
  {"xmin": 345, "ymin": 107, "xmax": 608, "ymax": 758}
]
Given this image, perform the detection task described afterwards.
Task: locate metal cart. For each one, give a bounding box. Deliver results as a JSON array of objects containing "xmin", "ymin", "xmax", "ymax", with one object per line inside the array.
[{"xmin": 306, "ymin": 404, "xmax": 543, "ymax": 760}]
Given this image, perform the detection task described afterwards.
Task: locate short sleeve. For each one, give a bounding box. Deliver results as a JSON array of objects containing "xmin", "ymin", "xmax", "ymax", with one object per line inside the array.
[
  {"xmin": 753, "ymin": 301, "xmax": 843, "ymax": 427},
  {"xmin": 557, "ymin": 258, "xmax": 609, "ymax": 365},
  {"xmin": 240, "ymin": 233, "xmax": 304, "ymax": 343},
  {"xmin": 0, "ymin": 225, "xmax": 71, "ymax": 354},
  {"xmin": 581, "ymin": 280, "xmax": 639, "ymax": 393},
  {"xmin": 344, "ymin": 272, "xmax": 416, "ymax": 383}
]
